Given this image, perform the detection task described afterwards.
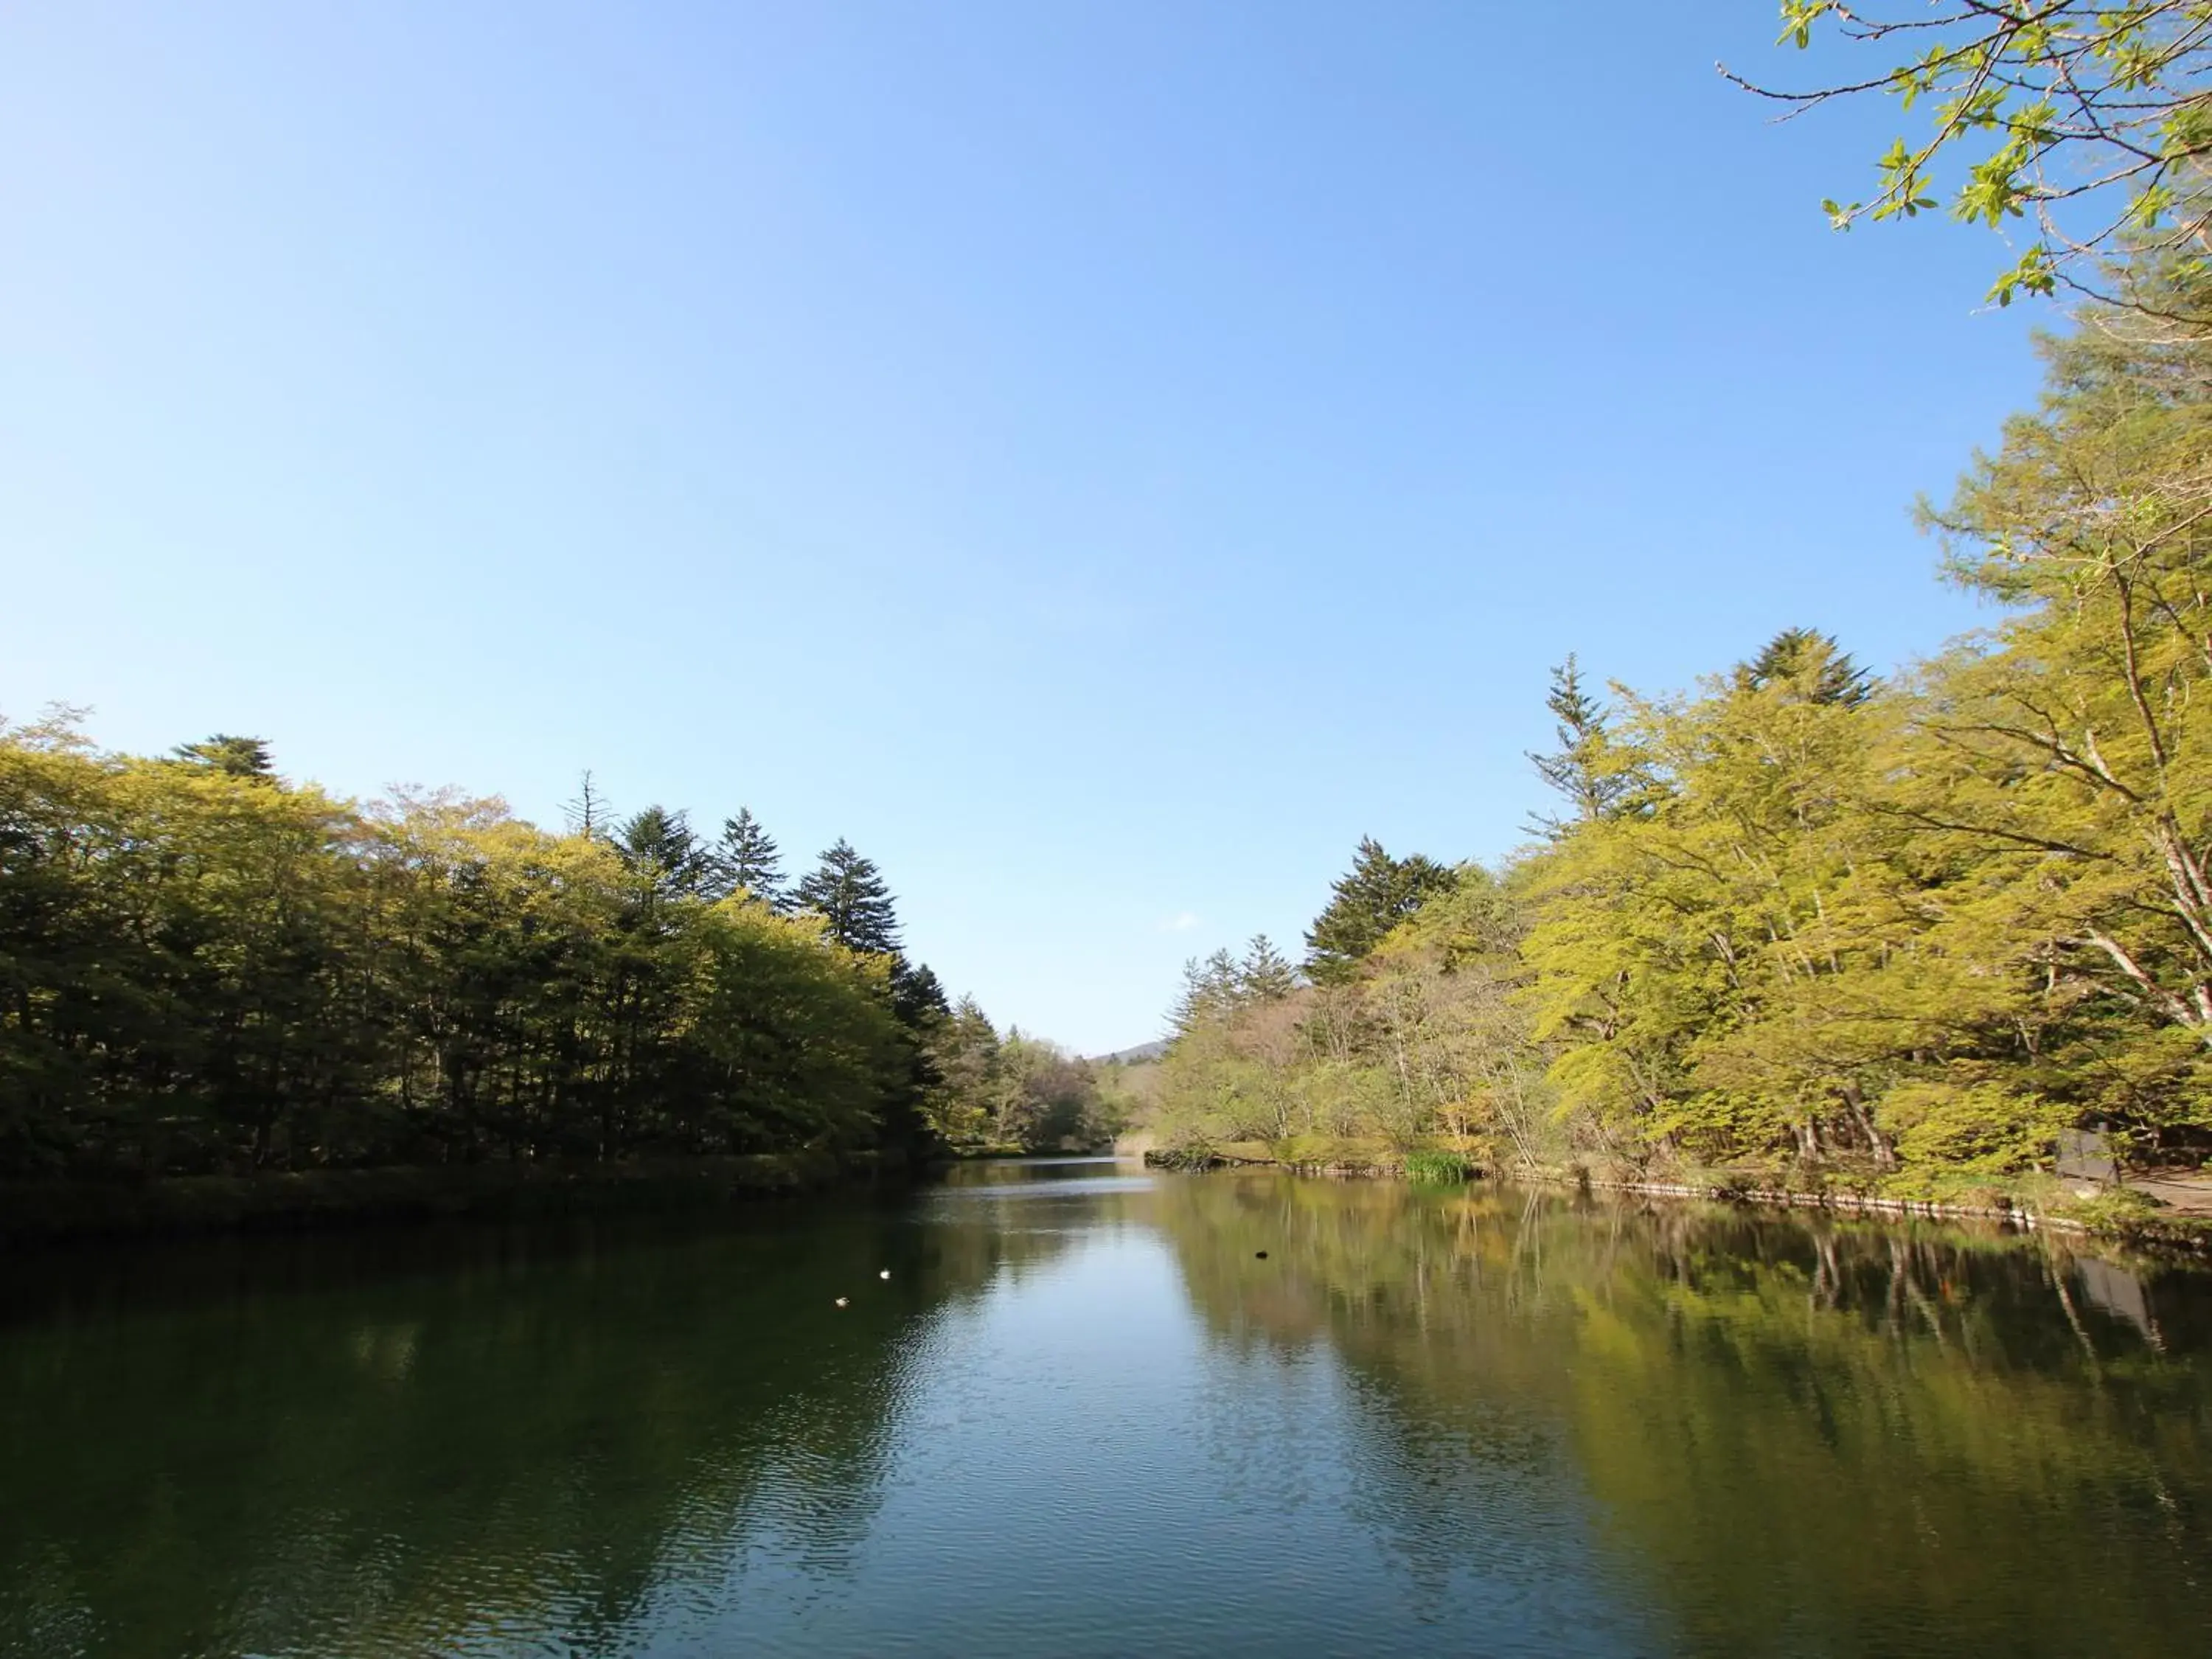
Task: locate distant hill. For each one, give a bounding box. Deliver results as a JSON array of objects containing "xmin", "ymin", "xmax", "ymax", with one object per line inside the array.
[{"xmin": 1089, "ymin": 1040, "xmax": 1169, "ymax": 1066}]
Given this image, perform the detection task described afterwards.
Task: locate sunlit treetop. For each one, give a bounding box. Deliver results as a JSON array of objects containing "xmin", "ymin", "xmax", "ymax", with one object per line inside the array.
[{"xmin": 1725, "ymin": 2, "xmax": 2212, "ymax": 316}]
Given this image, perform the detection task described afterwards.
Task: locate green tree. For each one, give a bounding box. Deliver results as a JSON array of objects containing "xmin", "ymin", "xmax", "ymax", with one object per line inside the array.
[
  {"xmin": 1730, "ymin": 1, "xmax": 2212, "ymax": 311},
  {"xmin": 1527, "ymin": 656, "xmax": 1644, "ymax": 832},
  {"xmin": 1171, "ymin": 948, "xmax": 1244, "ymax": 1034},
  {"xmin": 795, "ymin": 840, "xmax": 902, "ymax": 954},
  {"xmin": 1239, "ymin": 934, "xmax": 1298, "ymax": 1001},
  {"xmin": 172, "ymin": 734, "xmax": 276, "ymax": 780},
  {"xmin": 1736, "ymin": 627, "xmax": 1873, "ymax": 707},
  {"xmin": 922, "ymin": 995, "xmax": 1001, "ymax": 1147},
  {"xmin": 1304, "ymin": 838, "xmax": 1457, "ymax": 984},
  {"xmin": 616, "ymin": 806, "xmax": 713, "ymax": 902},
  {"xmin": 1878, "ymin": 284, "xmax": 2212, "ymax": 1150},
  {"xmin": 710, "ymin": 807, "xmax": 785, "ymax": 905}
]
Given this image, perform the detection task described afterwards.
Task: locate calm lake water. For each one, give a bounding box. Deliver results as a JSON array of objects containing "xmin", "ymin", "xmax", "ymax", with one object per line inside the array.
[{"xmin": 3, "ymin": 1159, "xmax": 2210, "ymax": 1657}]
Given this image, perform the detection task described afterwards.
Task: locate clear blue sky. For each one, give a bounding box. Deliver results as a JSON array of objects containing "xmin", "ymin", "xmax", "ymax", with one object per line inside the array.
[{"xmin": 1, "ymin": 4, "xmax": 2047, "ymax": 1054}]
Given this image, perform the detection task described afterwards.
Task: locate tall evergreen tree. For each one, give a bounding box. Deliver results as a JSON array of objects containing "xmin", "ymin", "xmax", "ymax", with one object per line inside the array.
[
  {"xmin": 1737, "ymin": 628, "xmax": 1873, "ymax": 707},
  {"xmin": 1239, "ymin": 934, "xmax": 1298, "ymax": 1001},
  {"xmin": 616, "ymin": 806, "xmax": 712, "ymax": 900},
  {"xmin": 1303, "ymin": 838, "xmax": 1456, "ymax": 984},
  {"xmin": 710, "ymin": 807, "xmax": 785, "ymax": 905},
  {"xmin": 1527, "ymin": 658, "xmax": 1640, "ymax": 832},
  {"xmin": 922, "ymin": 995, "xmax": 1001, "ymax": 1147},
  {"xmin": 173, "ymin": 734, "xmax": 275, "ymax": 780},
  {"xmin": 1171, "ymin": 949, "xmax": 1245, "ymax": 1033},
  {"xmin": 796, "ymin": 839, "xmax": 902, "ymax": 953},
  {"xmin": 891, "ymin": 956, "xmax": 950, "ymax": 1028}
]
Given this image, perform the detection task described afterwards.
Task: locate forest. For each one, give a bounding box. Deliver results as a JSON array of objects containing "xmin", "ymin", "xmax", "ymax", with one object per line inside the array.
[
  {"xmin": 0, "ymin": 732, "xmax": 1116, "ymax": 1180},
  {"xmin": 1144, "ymin": 260, "xmax": 2212, "ymax": 1193}
]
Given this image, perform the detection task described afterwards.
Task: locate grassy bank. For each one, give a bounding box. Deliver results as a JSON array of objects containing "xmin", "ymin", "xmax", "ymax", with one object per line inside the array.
[
  {"xmin": 1143, "ymin": 1140, "xmax": 2212, "ymax": 1256},
  {"xmin": 0, "ymin": 1150, "xmax": 903, "ymax": 1242}
]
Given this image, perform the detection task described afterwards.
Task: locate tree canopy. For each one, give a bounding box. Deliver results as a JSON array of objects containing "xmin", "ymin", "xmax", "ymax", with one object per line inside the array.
[
  {"xmin": 1304, "ymin": 838, "xmax": 1459, "ymax": 984},
  {"xmin": 1730, "ymin": 1, "xmax": 2212, "ymax": 313},
  {"xmin": 0, "ymin": 721, "xmax": 1100, "ymax": 1177},
  {"xmin": 712, "ymin": 808, "xmax": 785, "ymax": 906},
  {"xmin": 795, "ymin": 839, "xmax": 902, "ymax": 956},
  {"xmin": 1138, "ymin": 268, "xmax": 2212, "ymax": 1182}
]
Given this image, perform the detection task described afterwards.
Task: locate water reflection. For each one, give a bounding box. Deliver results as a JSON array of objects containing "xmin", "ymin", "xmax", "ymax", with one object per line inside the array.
[
  {"xmin": 1150, "ymin": 1175, "xmax": 2212, "ymax": 1655},
  {"xmin": 0, "ymin": 1199, "xmax": 1079, "ymax": 1657},
  {"xmin": 0, "ymin": 1169, "xmax": 2206, "ymax": 1657}
]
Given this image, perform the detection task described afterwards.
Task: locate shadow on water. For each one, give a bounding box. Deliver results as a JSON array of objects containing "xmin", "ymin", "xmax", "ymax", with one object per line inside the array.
[
  {"xmin": 1147, "ymin": 1173, "xmax": 2212, "ymax": 1657},
  {"xmin": 0, "ymin": 1194, "xmax": 1078, "ymax": 1658}
]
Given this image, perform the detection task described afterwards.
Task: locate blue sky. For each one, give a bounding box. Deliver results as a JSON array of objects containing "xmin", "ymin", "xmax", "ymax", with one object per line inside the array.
[{"xmin": 1, "ymin": 4, "xmax": 2049, "ymax": 1054}]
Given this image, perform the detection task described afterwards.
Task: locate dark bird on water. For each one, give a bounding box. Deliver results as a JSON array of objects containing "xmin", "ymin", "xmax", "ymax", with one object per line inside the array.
[{"xmin": 1255, "ymin": 1251, "xmax": 1268, "ymax": 1259}]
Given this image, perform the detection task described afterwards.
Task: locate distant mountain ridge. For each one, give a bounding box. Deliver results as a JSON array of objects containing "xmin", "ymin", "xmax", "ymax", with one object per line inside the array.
[{"xmin": 1089, "ymin": 1040, "xmax": 1169, "ymax": 1066}]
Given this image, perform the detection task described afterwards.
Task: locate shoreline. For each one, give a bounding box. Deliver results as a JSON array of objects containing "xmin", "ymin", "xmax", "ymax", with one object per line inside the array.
[
  {"xmin": 1143, "ymin": 1147, "xmax": 2212, "ymax": 1256},
  {"xmin": 0, "ymin": 1150, "xmax": 907, "ymax": 1244}
]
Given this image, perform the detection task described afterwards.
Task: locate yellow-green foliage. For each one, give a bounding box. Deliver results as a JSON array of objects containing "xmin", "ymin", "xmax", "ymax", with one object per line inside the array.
[
  {"xmin": 1147, "ymin": 277, "xmax": 2212, "ymax": 1181},
  {"xmin": 0, "ymin": 718, "xmax": 915, "ymax": 1176}
]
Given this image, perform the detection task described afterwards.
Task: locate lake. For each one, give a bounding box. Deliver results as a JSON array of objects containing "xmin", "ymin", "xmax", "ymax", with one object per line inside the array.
[{"xmin": 2, "ymin": 1158, "xmax": 2208, "ymax": 1656}]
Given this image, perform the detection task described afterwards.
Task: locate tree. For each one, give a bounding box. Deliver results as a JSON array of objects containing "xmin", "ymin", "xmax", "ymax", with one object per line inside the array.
[
  {"xmin": 1728, "ymin": 1, "xmax": 2212, "ymax": 313},
  {"xmin": 1520, "ymin": 662, "xmax": 1907, "ymax": 1167},
  {"xmin": 1304, "ymin": 838, "xmax": 1457, "ymax": 984},
  {"xmin": 991, "ymin": 1032, "xmax": 1109, "ymax": 1150},
  {"xmin": 1882, "ymin": 287, "xmax": 2212, "ymax": 1145},
  {"xmin": 172, "ymin": 734, "xmax": 275, "ymax": 780},
  {"xmin": 1528, "ymin": 657, "xmax": 1644, "ymax": 832},
  {"xmin": 922, "ymin": 996, "xmax": 1001, "ymax": 1147},
  {"xmin": 891, "ymin": 957, "xmax": 950, "ymax": 1028},
  {"xmin": 616, "ymin": 806, "xmax": 713, "ymax": 901},
  {"xmin": 562, "ymin": 771, "xmax": 611, "ymax": 840},
  {"xmin": 796, "ymin": 839, "xmax": 902, "ymax": 954},
  {"xmin": 1239, "ymin": 934, "xmax": 1298, "ymax": 1001},
  {"xmin": 1736, "ymin": 627, "xmax": 1873, "ymax": 707},
  {"xmin": 1172, "ymin": 949, "xmax": 1245, "ymax": 1034},
  {"xmin": 710, "ymin": 807, "xmax": 785, "ymax": 905}
]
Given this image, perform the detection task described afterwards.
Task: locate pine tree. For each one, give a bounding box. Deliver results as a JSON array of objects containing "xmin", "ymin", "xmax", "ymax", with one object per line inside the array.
[
  {"xmin": 1171, "ymin": 949, "xmax": 1245, "ymax": 1033},
  {"xmin": 617, "ymin": 805, "xmax": 712, "ymax": 899},
  {"xmin": 1737, "ymin": 628, "xmax": 1873, "ymax": 707},
  {"xmin": 891, "ymin": 956, "xmax": 950, "ymax": 1028},
  {"xmin": 796, "ymin": 839, "xmax": 902, "ymax": 953},
  {"xmin": 710, "ymin": 807, "xmax": 785, "ymax": 905},
  {"xmin": 1527, "ymin": 658, "xmax": 1641, "ymax": 832},
  {"xmin": 1239, "ymin": 934, "xmax": 1298, "ymax": 1001},
  {"xmin": 923, "ymin": 995, "xmax": 1001, "ymax": 1147},
  {"xmin": 173, "ymin": 734, "xmax": 275, "ymax": 780},
  {"xmin": 1303, "ymin": 838, "xmax": 1456, "ymax": 984}
]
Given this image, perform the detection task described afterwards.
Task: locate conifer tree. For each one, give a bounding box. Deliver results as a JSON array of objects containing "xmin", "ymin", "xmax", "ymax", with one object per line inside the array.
[
  {"xmin": 1737, "ymin": 628, "xmax": 1873, "ymax": 707},
  {"xmin": 796, "ymin": 839, "xmax": 902, "ymax": 953},
  {"xmin": 562, "ymin": 771, "xmax": 611, "ymax": 840},
  {"xmin": 891, "ymin": 956, "xmax": 950, "ymax": 1027},
  {"xmin": 711, "ymin": 807, "xmax": 785, "ymax": 905},
  {"xmin": 1303, "ymin": 838, "xmax": 1456, "ymax": 984},
  {"xmin": 1239, "ymin": 934, "xmax": 1298, "ymax": 1001},
  {"xmin": 617, "ymin": 805, "xmax": 712, "ymax": 899},
  {"xmin": 173, "ymin": 734, "xmax": 275, "ymax": 780},
  {"xmin": 1171, "ymin": 949, "xmax": 1245, "ymax": 1033},
  {"xmin": 923, "ymin": 995, "xmax": 1002, "ymax": 1147},
  {"xmin": 1527, "ymin": 658, "xmax": 1641, "ymax": 832}
]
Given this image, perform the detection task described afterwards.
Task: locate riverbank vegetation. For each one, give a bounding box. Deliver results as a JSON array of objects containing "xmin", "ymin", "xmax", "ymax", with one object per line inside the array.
[
  {"xmin": 0, "ymin": 731, "xmax": 1114, "ymax": 1185},
  {"xmin": 1144, "ymin": 257, "xmax": 2212, "ymax": 1198}
]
